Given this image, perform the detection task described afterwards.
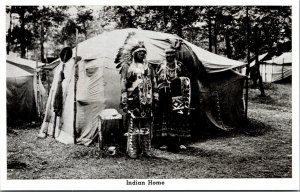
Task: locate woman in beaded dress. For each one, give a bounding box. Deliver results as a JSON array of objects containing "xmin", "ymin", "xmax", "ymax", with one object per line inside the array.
[{"xmin": 153, "ymin": 46, "xmax": 191, "ymax": 151}]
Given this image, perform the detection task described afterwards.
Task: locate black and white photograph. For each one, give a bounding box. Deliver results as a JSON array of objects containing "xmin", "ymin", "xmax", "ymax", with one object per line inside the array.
[{"xmin": 1, "ymin": 0, "xmax": 299, "ymax": 190}]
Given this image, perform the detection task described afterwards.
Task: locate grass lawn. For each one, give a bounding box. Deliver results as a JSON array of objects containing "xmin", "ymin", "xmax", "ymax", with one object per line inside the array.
[{"xmin": 7, "ymin": 82, "xmax": 292, "ymax": 179}]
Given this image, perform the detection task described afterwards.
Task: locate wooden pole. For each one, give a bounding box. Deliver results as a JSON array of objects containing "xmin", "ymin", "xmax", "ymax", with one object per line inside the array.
[
  {"xmin": 244, "ymin": 6, "xmax": 250, "ymax": 123},
  {"xmin": 282, "ymin": 58, "xmax": 284, "ymax": 80},
  {"xmin": 73, "ymin": 28, "xmax": 79, "ymax": 144},
  {"xmin": 35, "ymin": 49, "xmax": 41, "ymax": 123}
]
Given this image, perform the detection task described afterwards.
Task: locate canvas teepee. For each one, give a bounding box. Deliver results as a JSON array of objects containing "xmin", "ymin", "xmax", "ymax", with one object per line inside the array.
[{"xmin": 39, "ymin": 28, "xmax": 246, "ymax": 145}]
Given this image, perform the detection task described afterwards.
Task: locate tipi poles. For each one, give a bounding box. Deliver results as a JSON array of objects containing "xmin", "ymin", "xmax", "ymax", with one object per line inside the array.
[{"xmin": 73, "ymin": 29, "xmax": 79, "ymax": 144}]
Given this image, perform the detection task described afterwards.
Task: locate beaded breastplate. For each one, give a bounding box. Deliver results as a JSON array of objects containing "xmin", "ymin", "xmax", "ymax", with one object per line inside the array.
[{"xmin": 127, "ymin": 62, "xmax": 153, "ymax": 106}]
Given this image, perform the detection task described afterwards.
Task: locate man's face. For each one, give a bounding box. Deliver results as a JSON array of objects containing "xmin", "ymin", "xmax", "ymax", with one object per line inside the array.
[
  {"xmin": 135, "ymin": 50, "xmax": 146, "ymax": 61},
  {"xmin": 166, "ymin": 52, "xmax": 175, "ymax": 62}
]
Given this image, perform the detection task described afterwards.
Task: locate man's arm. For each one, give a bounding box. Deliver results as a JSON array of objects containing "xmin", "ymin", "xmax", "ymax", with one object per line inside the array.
[{"xmin": 120, "ymin": 64, "xmax": 130, "ymax": 111}]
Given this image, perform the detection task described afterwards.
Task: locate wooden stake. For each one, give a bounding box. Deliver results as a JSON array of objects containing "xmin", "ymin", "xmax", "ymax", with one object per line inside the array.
[
  {"xmin": 35, "ymin": 49, "xmax": 41, "ymax": 123},
  {"xmin": 73, "ymin": 28, "xmax": 79, "ymax": 144}
]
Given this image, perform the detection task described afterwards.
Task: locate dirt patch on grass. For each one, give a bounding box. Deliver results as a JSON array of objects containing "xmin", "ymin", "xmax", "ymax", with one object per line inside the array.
[{"xmin": 7, "ymin": 83, "xmax": 292, "ymax": 179}]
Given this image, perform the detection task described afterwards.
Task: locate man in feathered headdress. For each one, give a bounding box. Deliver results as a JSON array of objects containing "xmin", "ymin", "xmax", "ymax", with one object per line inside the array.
[
  {"xmin": 153, "ymin": 45, "xmax": 191, "ymax": 151},
  {"xmin": 119, "ymin": 41, "xmax": 158, "ymax": 158}
]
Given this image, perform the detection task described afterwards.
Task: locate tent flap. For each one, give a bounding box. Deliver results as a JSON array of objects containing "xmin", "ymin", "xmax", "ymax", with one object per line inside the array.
[
  {"xmin": 7, "ymin": 76, "xmax": 37, "ymax": 123},
  {"xmin": 7, "ymin": 56, "xmax": 48, "ymax": 125}
]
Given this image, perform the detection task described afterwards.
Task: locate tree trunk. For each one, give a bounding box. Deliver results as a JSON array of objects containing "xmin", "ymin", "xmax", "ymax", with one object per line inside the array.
[
  {"xmin": 7, "ymin": 11, "xmax": 12, "ymax": 55},
  {"xmin": 163, "ymin": 6, "xmax": 167, "ymax": 30},
  {"xmin": 40, "ymin": 21, "xmax": 45, "ymax": 63},
  {"xmin": 254, "ymin": 26, "xmax": 266, "ymax": 97},
  {"xmin": 208, "ymin": 14, "xmax": 212, "ymax": 52},
  {"xmin": 176, "ymin": 6, "xmax": 183, "ymax": 38},
  {"xmin": 225, "ymin": 28, "xmax": 232, "ymax": 58},
  {"xmin": 19, "ymin": 8, "xmax": 26, "ymax": 58},
  {"xmin": 244, "ymin": 6, "xmax": 251, "ymax": 123},
  {"xmin": 84, "ymin": 22, "xmax": 88, "ymax": 40},
  {"xmin": 126, "ymin": 10, "xmax": 135, "ymax": 28},
  {"xmin": 214, "ymin": 17, "xmax": 218, "ymax": 54}
]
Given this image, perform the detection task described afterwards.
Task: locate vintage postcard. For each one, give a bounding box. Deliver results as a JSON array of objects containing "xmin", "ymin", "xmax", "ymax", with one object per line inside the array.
[{"xmin": 1, "ymin": 0, "xmax": 299, "ymax": 190}]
